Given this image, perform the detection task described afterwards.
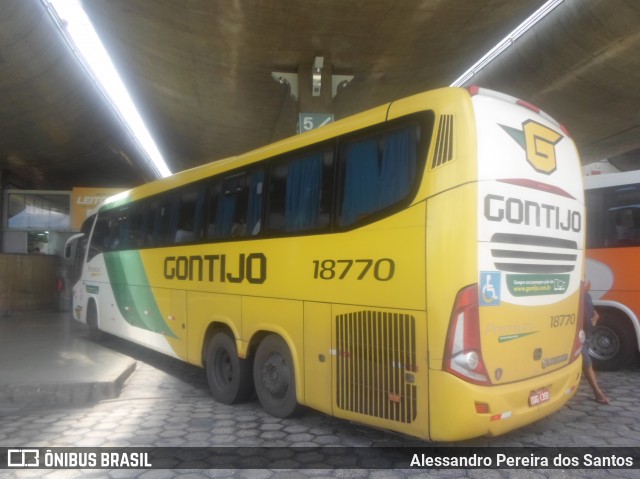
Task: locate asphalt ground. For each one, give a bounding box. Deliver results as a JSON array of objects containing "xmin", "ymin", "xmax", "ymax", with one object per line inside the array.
[{"xmin": 1, "ymin": 315, "xmax": 639, "ymax": 478}]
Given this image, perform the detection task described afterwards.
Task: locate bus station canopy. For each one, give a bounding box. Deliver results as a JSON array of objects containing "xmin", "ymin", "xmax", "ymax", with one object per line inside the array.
[{"xmin": 1, "ymin": 0, "xmax": 640, "ymax": 190}]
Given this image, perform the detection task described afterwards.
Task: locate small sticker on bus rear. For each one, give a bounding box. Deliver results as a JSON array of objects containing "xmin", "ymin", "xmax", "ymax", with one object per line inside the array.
[
  {"xmin": 480, "ymin": 271, "xmax": 501, "ymax": 306},
  {"xmin": 506, "ymin": 274, "xmax": 569, "ymax": 296}
]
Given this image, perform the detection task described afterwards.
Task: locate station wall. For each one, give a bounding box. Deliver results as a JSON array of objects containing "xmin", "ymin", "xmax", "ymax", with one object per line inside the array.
[{"xmin": 0, "ymin": 253, "xmax": 59, "ymax": 313}]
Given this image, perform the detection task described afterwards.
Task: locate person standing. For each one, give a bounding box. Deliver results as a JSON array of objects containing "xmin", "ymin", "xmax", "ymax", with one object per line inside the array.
[{"xmin": 583, "ymin": 291, "xmax": 609, "ymax": 404}]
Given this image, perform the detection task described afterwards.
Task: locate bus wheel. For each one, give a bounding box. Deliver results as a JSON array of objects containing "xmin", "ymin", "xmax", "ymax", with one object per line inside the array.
[
  {"xmin": 253, "ymin": 335, "xmax": 301, "ymax": 418},
  {"xmin": 205, "ymin": 332, "xmax": 253, "ymax": 404},
  {"xmin": 86, "ymin": 301, "xmax": 103, "ymax": 341},
  {"xmin": 590, "ymin": 313, "xmax": 635, "ymax": 371}
]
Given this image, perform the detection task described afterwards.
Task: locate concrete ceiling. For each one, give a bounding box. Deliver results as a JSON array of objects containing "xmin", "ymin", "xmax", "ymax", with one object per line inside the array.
[
  {"xmin": 470, "ymin": 0, "xmax": 640, "ymax": 170},
  {"xmin": 0, "ymin": 0, "xmax": 159, "ymax": 190},
  {"xmin": 1, "ymin": 0, "xmax": 640, "ymax": 191}
]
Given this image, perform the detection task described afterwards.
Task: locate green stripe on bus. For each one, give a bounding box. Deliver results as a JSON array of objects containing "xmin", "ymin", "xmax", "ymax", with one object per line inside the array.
[{"xmin": 104, "ymin": 251, "xmax": 177, "ymax": 338}]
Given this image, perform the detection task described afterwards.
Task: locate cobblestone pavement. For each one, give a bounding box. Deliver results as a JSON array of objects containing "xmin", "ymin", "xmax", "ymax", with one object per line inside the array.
[{"xmin": 1, "ymin": 331, "xmax": 639, "ymax": 479}]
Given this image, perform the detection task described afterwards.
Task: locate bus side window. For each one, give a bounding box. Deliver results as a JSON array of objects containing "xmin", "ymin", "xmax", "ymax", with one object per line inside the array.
[
  {"xmin": 88, "ymin": 214, "xmax": 110, "ymax": 260},
  {"xmin": 589, "ymin": 185, "xmax": 640, "ymax": 248},
  {"xmin": 72, "ymin": 217, "xmax": 93, "ymax": 280},
  {"xmin": 219, "ymin": 174, "xmax": 244, "ymax": 238},
  {"xmin": 152, "ymin": 196, "xmax": 175, "ymax": 246},
  {"xmin": 137, "ymin": 202, "xmax": 152, "ymax": 248},
  {"xmin": 246, "ymin": 167, "xmax": 264, "ymax": 236},
  {"xmin": 173, "ymin": 187, "xmax": 205, "ymax": 244},
  {"xmin": 145, "ymin": 202, "xmax": 159, "ymax": 247},
  {"xmin": 208, "ymin": 167, "xmax": 264, "ymax": 240},
  {"xmin": 74, "ymin": 236, "xmax": 87, "ymax": 282},
  {"xmin": 267, "ymin": 163, "xmax": 287, "ymax": 232},
  {"xmin": 205, "ymin": 182, "xmax": 221, "ymax": 239},
  {"xmin": 125, "ymin": 205, "xmax": 143, "ymax": 249},
  {"xmin": 586, "ymin": 189, "xmax": 603, "ymax": 248},
  {"xmin": 609, "ymin": 207, "xmax": 640, "ymax": 246},
  {"xmin": 110, "ymin": 206, "xmax": 133, "ymax": 251},
  {"xmin": 338, "ymin": 125, "xmax": 418, "ymax": 227},
  {"xmin": 267, "ymin": 149, "xmax": 332, "ymax": 234}
]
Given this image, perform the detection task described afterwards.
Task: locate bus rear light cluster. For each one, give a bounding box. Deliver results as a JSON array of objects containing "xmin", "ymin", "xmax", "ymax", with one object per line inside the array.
[{"xmin": 444, "ymin": 284, "xmax": 491, "ymax": 385}]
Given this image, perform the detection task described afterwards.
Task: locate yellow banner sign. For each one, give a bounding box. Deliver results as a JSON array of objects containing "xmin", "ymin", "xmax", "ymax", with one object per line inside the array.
[{"xmin": 70, "ymin": 187, "xmax": 124, "ymax": 230}]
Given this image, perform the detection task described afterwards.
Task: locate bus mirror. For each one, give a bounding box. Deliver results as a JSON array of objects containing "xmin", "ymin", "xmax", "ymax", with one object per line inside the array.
[{"xmin": 64, "ymin": 233, "xmax": 85, "ymax": 259}]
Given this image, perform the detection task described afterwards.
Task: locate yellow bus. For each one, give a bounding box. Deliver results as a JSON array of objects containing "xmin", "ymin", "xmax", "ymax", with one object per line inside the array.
[{"xmin": 68, "ymin": 86, "xmax": 585, "ymax": 441}]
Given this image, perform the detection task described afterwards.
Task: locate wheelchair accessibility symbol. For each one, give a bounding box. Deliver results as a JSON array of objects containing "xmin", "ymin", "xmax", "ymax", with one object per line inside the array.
[{"xmin": 480, "ymin": 271, "xmax": 501, "ymax": 306}]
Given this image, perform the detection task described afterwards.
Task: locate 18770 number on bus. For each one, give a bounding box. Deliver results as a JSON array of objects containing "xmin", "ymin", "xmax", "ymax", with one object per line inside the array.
[{"xmin": 312, "ymin": 258, "xmax": 395, "ymax": 281}]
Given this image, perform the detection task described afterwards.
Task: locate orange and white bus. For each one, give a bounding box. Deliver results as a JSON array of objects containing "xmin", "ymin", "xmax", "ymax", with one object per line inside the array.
[
  {"xmin": 584, "ymin": 170, "xmax": 640, "ymax": 370},
  {"xmin": 67, "ymin": 86, "xmax": 585, "ymax": 441}
]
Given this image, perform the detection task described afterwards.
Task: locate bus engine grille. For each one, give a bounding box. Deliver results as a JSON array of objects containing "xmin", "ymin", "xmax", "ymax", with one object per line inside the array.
[
  {"xmin": 490, "ymin": 233, "xmax": 578, "ymax": 273},
  {"xmin": 335, "ymin": 311, "xmax": 417, "ymax": 423}
]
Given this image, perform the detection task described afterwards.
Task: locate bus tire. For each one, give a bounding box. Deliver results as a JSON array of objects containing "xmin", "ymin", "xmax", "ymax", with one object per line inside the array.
[
  {"xmin": 589, "ymin": 311, "xmax": 635, "ymax": 371},
  {"xmin": 205, "ymin": 332, "xmax": 253, "ymax": 404},
  {"xmin": 253, "ymin": 334, "xmax": 301, "ymax": 418},
  {"xmin": 86, "ymin": 300, "xmax": 103, "ymax": 341}
]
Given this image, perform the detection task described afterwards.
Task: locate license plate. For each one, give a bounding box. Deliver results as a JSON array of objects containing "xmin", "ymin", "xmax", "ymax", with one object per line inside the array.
[{"xmin": 529, "ymin": 387, "xmax": 551, "ymax": 406}]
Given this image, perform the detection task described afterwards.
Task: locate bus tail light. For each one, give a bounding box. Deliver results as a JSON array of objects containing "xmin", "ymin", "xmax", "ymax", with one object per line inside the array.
[
  {"xmin": 570, "ymin": 281, "xmax": 586, "ymax": 363},
  {"xmin": 516, "ymin": 99, "xmax": 541, "ymax": 114},
  {"xmin": 444, "ymin": 284, "xmax": 491, "ymax": 385},
  {"xmin": 467, "ymin": 85, "xmax": 481, "ymax": 96},
  {"xmin": 559, "ymin": 123, "xmax": 572, "ymax": 138}
]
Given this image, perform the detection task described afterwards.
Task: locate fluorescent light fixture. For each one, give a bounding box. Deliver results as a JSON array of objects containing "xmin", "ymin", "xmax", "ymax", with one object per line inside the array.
[
  {"xmin": 450, "ymin": 0, "xmax": 564, "ymax": 87},
  {"xmin": 43, "ymin": 0, "xmax": 172, "ymax": 179}
]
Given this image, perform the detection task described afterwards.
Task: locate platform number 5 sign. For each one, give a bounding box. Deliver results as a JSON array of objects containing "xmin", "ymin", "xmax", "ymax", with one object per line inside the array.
[{"xmin": 299, "ymin": 113, "xmax": 334, "ymax": 133}]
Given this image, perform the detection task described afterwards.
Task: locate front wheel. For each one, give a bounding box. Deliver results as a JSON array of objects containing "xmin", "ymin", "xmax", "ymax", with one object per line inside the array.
[
  {"xmin": 589, "ymin": 312, "xmax": 635, "ymax": 371},
  {"xmin": 253, "ymin": 334, "xmax": 301, "ymax": 418},
  {"xmin": 205, "ymin": 332, "xmax": 254, "ymax": 404}
]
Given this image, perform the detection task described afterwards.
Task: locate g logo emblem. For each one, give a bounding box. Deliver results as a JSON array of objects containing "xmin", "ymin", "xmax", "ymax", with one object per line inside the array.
[
  {"xmin": 500, "ymin": 120, "xmax": 563, "ymax": 175},
  {"xmin": 522, "ymin": 120, "xmax": 562, "ymax": 174}
]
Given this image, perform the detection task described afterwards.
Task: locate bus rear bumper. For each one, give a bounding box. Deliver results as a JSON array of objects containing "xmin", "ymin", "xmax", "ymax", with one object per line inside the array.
[{"xmin": 428, "ymin": 359, "xmax": 582, "ymax": 442}]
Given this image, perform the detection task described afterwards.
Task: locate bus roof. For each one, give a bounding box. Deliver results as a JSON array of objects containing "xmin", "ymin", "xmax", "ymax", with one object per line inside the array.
[
  {"xmin": 583, "ymin": 169, "xmax": 640, "ymax": 190},
  {"xmin": 99, "ymin": 86, "xmax": 472, "ymax": 211}
]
